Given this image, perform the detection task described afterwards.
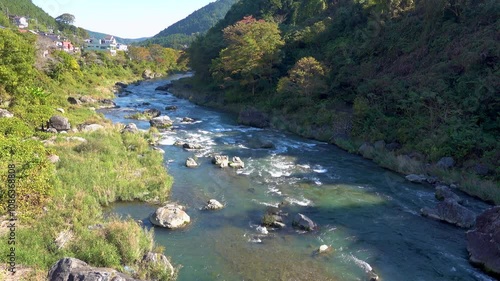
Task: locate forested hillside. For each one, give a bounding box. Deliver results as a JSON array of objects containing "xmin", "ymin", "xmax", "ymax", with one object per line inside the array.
[
  {"xmin": 141, "ymin": 0, "xmax": 238, "ymax": 48},
  {"xmin": 0, "ymin": 0, "xmax": 55, "ymax": 29},
  {"xmin": 187, "ymin": 0, "xmax": 499, "ymax": 201}
]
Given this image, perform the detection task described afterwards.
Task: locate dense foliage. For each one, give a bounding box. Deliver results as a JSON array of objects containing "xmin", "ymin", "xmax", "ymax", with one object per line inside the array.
[
  {"xmin": 140, "ymin": 0, "xmax": 238, "ymax": 48},
  {"xmin": 188, "ymin": 0, "xmax": 499, "ymax": 200},
  {"xmin": 0, "ymin": 0, "xmax": 56, "ymax": 30}
]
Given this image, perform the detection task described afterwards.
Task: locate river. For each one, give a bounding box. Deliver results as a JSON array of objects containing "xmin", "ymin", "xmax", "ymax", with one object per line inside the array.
[{"xmin": 101, "ymin": 74, "xmax": 494, "ymax": 281}]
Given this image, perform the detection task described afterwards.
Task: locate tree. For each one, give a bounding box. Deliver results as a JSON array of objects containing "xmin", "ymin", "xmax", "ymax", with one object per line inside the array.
[
  {"xmin": 211, "ymin": 16, "xmax": 284, "ymax": 95},
  {"xmin": 277, "ymin": 56, "xmax": 327, "ymax": 97},
  {"xmin": 55, "ymin": 13, "xmax": 75, "ymax": 25}
]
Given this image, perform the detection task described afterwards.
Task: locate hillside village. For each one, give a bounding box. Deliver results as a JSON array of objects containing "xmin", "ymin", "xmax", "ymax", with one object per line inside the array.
[{"xmin": 4, "ymin": 13, "xmax": 128, "ymax": 56}]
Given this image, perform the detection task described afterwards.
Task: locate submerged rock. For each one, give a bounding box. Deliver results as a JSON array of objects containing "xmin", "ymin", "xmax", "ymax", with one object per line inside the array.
[
  {"xmin": 292, "ymin": 213, "xmax": 317, "ymax": 231},
  {"xmin": 183, "ymin": 143, "xmax": 202, "ymax": 150},
  {"xmin": 467, "ymin": 206, "xmax": 500, "ymax": 278},
  {"xmin": 229, "ymin": 156, "xmax": 245, "ymax": 169},
  {"xmin": 421, "ymin": 199, "xmax": 476, "ymax": 228},
  {"xmin": 150, "ymin": 203, "xmax": 190, "ymax": 229},
  {"xmin": 144, "ymin": 108, "xmax": 161, "ymax": 118},
  {"xmin": 150, "ymin": 116, "xmax": 173, "ymax": 129},
  {"xmin": 48, "ymin": 257, "xmax": 139, "ymax": 281}
]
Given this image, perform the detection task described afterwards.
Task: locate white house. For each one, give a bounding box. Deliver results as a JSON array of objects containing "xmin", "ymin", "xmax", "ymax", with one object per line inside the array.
[
  {"xmin": 84, "ymin": 35, "xmax": 117, "ymax": 55},
  {"xmin": 116, "ymin": 43, "xmax": 128, "ymax": 51},
  {"xmin": 10, "ymin": 16, "xmax": 28, "ymax": 29}
]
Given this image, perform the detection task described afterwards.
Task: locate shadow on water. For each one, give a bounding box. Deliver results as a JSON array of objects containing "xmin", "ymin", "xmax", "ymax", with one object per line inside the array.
[{"xmin": 105, "ymin": 77, "xmax": 494, "ymax": 281}]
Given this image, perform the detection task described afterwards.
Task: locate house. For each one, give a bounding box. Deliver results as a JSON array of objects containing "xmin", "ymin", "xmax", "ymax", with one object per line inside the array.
[
  {"xmin": 61, "ymin": 41, "xmax": 74, "ymax": 52},
  {"xmin": 84, "ymin": 35, "xmax": 117, "ymax": 55},
  {"xmin": 10, "ymin": 16, "xmax": 28, "ymax": 29},
  {"xmin": 116, "ymin": 43, "xmax": 128, "ymax": 51}
]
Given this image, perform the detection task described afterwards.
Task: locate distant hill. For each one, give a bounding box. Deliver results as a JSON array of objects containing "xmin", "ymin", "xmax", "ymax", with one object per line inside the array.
[
  {"xmin": 85, "ymin": 30, "xmax": 150, "ymax": 44},
  {"xmin": 140, "ymin": 0, "xmax": 238, "ymax": 49}
]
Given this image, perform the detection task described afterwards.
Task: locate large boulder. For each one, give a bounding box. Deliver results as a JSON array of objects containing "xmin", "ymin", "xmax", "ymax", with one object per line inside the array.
[
  {"xmin": 49, "ymin": 115, "xmax": 71, "ymax": 131},
  {"xmin": 150, "ymin": 116, "xmax": 173, "ymax": 129},
  {"xmin": 237, "ymin": 107, "xmax": 270, "ymax": 128},
  {"xmin": 183, "ymin": 143, "xmax": 202, "ymax": 150},
  {"xmin": 79, "ymin": 96, "xmax": 96, "ymax": 104},
  {"xmin": 142, "ymin": 69, "xmax": 154, "ymax": 80},
  {"xmin": 0, "ymin": 109, "xmax": 13, "ymax": 118},
  {"xmin": 435, "ymin": 185, "xmax": 463, "ymax": 203},
  {"xmin": 467, "ymin": 206, "xmax": 500, "ymax": 278},
  {"xmin": 67, "ymin": 97, "xmax": 81, "ymax": 105},
  {"xmin": 115, "ymin": 81, "xmax": 128, "ymax": 88},
  {"xmin": 47, "ymin": 257, "xmax": 139, "ymax": 281},
  {"xmin": 292, "ymin": 213, "xmax": 317, "ymax": 231},
  {"xmin": 150, "ymin": 204, "xmax": 190, "ymax": 229},
  {"xmin": 421, "ymin": 199, "xmax": 476, "ymax": 228},
  {"xmin": 141, "ymin": 252, "xmax": 174, "ymax": 278},
  {"xmin": 99, "ymin": 99, "xmax": 117, "ymax": 109}
]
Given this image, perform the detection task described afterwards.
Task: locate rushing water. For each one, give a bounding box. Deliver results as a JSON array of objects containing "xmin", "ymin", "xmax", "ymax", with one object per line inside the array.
[{"xmin": 102, "ymin": 74, "xmax": 494, "ymax": 281}]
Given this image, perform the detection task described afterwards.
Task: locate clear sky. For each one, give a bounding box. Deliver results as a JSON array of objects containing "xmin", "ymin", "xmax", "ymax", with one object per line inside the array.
[{"xmin": 32, "ymin": 0, "xmax": 217, "ymax": 38}]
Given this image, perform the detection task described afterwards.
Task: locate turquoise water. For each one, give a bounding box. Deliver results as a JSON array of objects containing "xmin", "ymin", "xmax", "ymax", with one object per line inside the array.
[{"xmin": 103, "ymin": 75, "xmax": 494, "ymax": 281}]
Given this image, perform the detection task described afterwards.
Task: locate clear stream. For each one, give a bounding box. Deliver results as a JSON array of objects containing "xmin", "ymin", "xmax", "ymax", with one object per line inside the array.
[{"xmin": 102, "ymin": 75, "xmax": 494, "ymax": 281}]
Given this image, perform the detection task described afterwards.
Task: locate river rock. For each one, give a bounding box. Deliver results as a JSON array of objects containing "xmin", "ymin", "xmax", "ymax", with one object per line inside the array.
[
  {"xmin": 165, "ymin": 105, "xmax": 178, "ymax": 111},
  {"xmin": 144, "ymin": 108, "xmax": 161, "ymax": 118},
  {"xmin": 122, "ymin": 123, "xmax": 139, "ymax": 134},
  {"xmin": 173, "ymin": 140, "xmax": 185, "ymax": 146},
  {"xmin": 358, "ymin": 142, "xmax": 374, "ymax": 158},
  {"xmin": 152, "ymin": 147, "xmax": 165, "ymax": 154},
  {"xmin": 212, "ymin": 155, "xmax": 229, "ymax": 168},
  {"xmin": 48, "ymin": 257, "xmax": 139, "ymax": 281},
  {"xmin": 142, "ymin": 69, "xmax": 154, "ymax": 80},
  {"xmin": 237, "ymin": 107, "xmax": 270, "ymax": 128},
  {"xmin": 292, "ymin": 213, "xmax": 317, "ymax": 231},
  {"xmin": 318, "ymin": 245, "xmax": 330, "ymax": 253},
  {"xmin": 420, "ymin": 199, "xmax": 476, "ymax": 228},
  {"xmin": 183, "ymin": 143, "xmax": 202, "ymax": 150},
  {"xmin": 229, "ymin": 156, "xmax": 245, "ymax": 169},
  {"xmin": 0, "ymin": 109, "xmax": 13, "ymax": 118},
  {"xmin": 203, "ymin": 199, "xmax": 224, "ymax": 210},
  {"xmin": 466, "ymin": 206, "xmax": 500, "ymax": 277},
  {"xmin": 67, "ymin": 97, "xmax": 81, "ymax": 105},
  {"xmin": 437, "ymin": 157, "xmax": 455, "ymax": 169},
  {"xmin": 150, "ymin": 203, "xmax": 190, "ymax": 229},
  {"xmin": 49, "ymin": 115, "xmax": 71, "ymax": 131},
  {"xmin": 79, "ymin": 96, "xmax": 96, "ymax": 104},
  {"xmin": 150, "ymin": 116, "xmax": 173, "ymax": 129},
  {"xmin": 182, "ymin": 117, "xmax": 195, "ymax": 123},
  {"xmin": 186, "ymin": 158, "xmax": 198, "ymax": 168},
  {"xmin": 405, "ymin": 174, "xmax": 427, "ymax": 183},
  {"xmin": 155, "ymin": 82, "xmax": 173, "ymax": 91},
  {"xmin": 99, "ymin": 99, "xmax": 117, "ymax": 108},
  {"xmin": 80, "ymin": 124, "xmax": 104, "ymax": 132},
  {"xmin": 435, "ymin": 185, "xmax": 463, "ymax": 203},
  {"xmin": 141, "ymin": 252, "xmax": 174, "ymax": 277},
  {"xmin": 46, "ymin": 128, "xmax": 58, "ymax": 134},
  {"xmin": 256, "ymin": 226, "xmax": 269, "ymax": 235}
]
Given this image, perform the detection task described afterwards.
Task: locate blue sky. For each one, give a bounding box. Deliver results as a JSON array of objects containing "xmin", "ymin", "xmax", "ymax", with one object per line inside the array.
[{"xmin": 32, "ymin": 0, "xmax": 217, "ymax": 38}]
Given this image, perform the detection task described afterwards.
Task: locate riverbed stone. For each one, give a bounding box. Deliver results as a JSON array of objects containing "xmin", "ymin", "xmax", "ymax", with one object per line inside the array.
[
  {"xmin": 150, "ymin": 204, "xmax": 190, "ymax": 229},
  {"xmin": 203, "ymin": 199, "xmax": 224, "ymax": 210},
  {"xmin": 466, "ymin": 206, "xmax": 500, "ymax": 277},
  {"xmin": 212, "ymin": 155, "xmax": 229, "ymax": 168},
  {"xmin": 292, "ymin": 213, "xmax": 317, "ymax": 231},
  {"xmin": 48, "ymin": 257, "xmax": 139, "ymax": 281},
  {"xmin": 144, "ymin": 108, "xmax": 161, "ymax": 118},
  {"xmin": 49, "ymin": 115, "xmax": 71, "ymax": 131},
  {"xmin": 183, "ymin": 143, "xmax": 202, "ymax": 150},
  {"xmin": 122, "ymin": 123, "xmax": 139, "ymax": 134},
  {"xmin": 237, "ymin": 107, "xmax": 270, "ymax": 128},
  {"xmin": 150, "ymin": 116, "xmax": 173, "ymax": 129},
  {"xmin": 79, "ymin": 96, "xmax": 96, "ymax": 104},
  {"xmin": 142, "ymin": 69, "xmax": 154, "ymax": 80},
  {"xmin": 420, "ymin": 199, "xmax": 476, "ymax": 228},
  {"xmin": 186, "ymin": 157, "xmax": 198, "ymax": 168},
  {"xmin": 165, "ymin": 105, "xmax": 178, "ymax": 111},
  {"xmin": 80, "ymin": 124, "xmax": 104, "ymax": 132},
  {"xmin": 405, "ymin": 174, "xmax": 427, "ymax": 183},
  {"xmin": 229, "ymin": 156, "xmax": 245, "ymax": 169},
  {"xmin": 155, "ymin": 82, "xmax": 173, "ymax": 91}
]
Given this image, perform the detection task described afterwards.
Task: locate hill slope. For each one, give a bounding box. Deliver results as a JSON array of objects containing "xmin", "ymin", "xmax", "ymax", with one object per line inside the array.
[
  {"xmin": 186, "ymin": 0, "xmax": 499, "ymax": 202},
  {"xmin": 0, "ymin": 0, "xmax": 56, "ymax": 29},
  {"xmin": 141, "ymin": 0, "xmax": 238, "ymax": 48}
]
